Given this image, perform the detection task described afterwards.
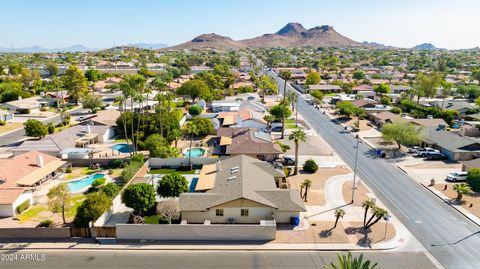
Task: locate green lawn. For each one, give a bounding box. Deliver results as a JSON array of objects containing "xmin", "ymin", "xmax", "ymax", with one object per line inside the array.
[
  {"xmin": 65, "ymin": 167, "xmax": 101, "ymax": 180},
  {"xmin": 149, "ymin": 168, "xmax": 198, "ymax": 175},
  {"xmin": 17, "ymin": 195, "xmax": 85, "ymax": 223},
  {"xmin": 17, "ymin": 207, "xmax": 47, "ymax": 223},
  {"xmin": 66, "ymin": 195, "xmax": 86, "ymax": 218},
  {"xmin": 114, "ymin": 136, "xmax": 132, "ymax": 143},
  {"xmin": 285, "ymin": 119, "xmax": 296, "ymax": 124},
  {"xmin": 286, "ymin": 124, "xmax": 300, "ymax": 129}
]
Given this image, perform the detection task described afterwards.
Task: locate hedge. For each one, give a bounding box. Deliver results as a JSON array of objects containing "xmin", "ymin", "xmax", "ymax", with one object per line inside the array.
[{"xmin": 16, "ymin": 200, "xmax": 30, "ymax": 214}]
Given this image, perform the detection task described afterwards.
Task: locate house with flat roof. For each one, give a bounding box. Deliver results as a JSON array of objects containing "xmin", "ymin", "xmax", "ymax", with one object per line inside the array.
[
  {"xmin": 179, "ymin": 155, "xmax": 306, "ymax": 224},
  {"xmin": 214, "ymin": 128, "xmax": 282, "ymax": 161},
  {"xmin": 211, "ymin": 100, "xmax": 242, "ymax": 112},
  {"xmin": 304, "ymin": 84, "xmax": 342, "ymax": 94},
  {"xmin": 3, "ymin": 96, "xmax": 49, "ymax": 113}
]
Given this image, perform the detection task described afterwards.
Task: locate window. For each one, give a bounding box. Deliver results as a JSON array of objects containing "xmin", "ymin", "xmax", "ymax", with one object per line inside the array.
[
  {"xmin": 241, "ymin": 209, "xmax": 249, "ymax": 217},
  {"xmin": 215, "ymin": 209, "xmax": 224, "ymax": 216}
]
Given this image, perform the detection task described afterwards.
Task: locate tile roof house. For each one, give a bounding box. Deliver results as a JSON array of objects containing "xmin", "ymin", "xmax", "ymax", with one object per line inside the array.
[
  {"xmin": 217, "ymin": 109, "xmax": 267, "ymax": 130},
  {"xmin": 215, "ymin": 128, "xmax": 282, "ymax": 161},
  {"xmin": 179, "ymin": 155, "xmax": 306, "ymax": 224}
]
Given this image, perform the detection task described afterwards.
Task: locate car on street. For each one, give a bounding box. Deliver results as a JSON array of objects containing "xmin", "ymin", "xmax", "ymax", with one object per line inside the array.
[
  {"xmin": 416, "ymin": 147, "xmax": 439, "ymax": 157},
  {"xmin": 408, "ymin": 146, "xmax": 423, "ymax": 153},
  {"xmin": 446, "ymin": 171, "xmax": 468, "ymax": 182},
  {"xmin": 425, "ymin": 152, "xmax": 447, "ymax": 160}
]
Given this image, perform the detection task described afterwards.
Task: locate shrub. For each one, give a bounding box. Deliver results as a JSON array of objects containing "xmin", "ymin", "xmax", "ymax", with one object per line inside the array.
[
  {"xmin": 24, "ymin": 119, "xmax": 48, "ymax": 138},
  {"xmin": 16, "ymin": 200, "xmax": 30, "ymax": 214},
  {"xmin": 303, "ymin": 159, "xmax": 318, "ymax": 173},
  {"xmin": 74, "ymin": 192, "xmax": 112, "ymax": 227},
  {"xmin": 276, "ymin": 141, "xmax": 291, "ymax": 153},
  {"xmin": 47, "ymin": 122, "xmax": 55, "ymax": 134},
  {"xmin": 157, "ymin": 172, "xmax": 189, "ymax": 197},
  {"xmin": 122, "ymin": 183, "xmax": 156, "ymax": 215},
  {"xmin": 101, "ymin": 183, "xmax": 120, "ymax": 198},
  {"xmin": 121, "ymin": 161, "xmax": 143, "ymax": 184},
  {"xmin": 108, "ymin": 159, "xmax": 123, "ymax": 169},
  {"xmin": 0, "ymin": 120, "xmax": 6, "ymax": 126},
  {"xmin": 130, "ymin": 153, "xmax": 145, "ymax": 164},
  {"xmin": 188, "ymin": 105, "xmax": 203, "ymax": 117},
  {"xmin": 65, "ymin": 166, "xmax": 72, "ymax": 173},
  {"xmin": 467, "ymin": 168, "xmax": 480, "ymax": 191},
  {"xmin": 37, "ymin": 219, "xmax": 54, "ymax": 227},
  {"xmin": 91, "ymin": 178, "xmax": 106, "ymax": 188},
  {"xmin": 391, "ymin": 107, "xmax": 402, "ymax": 114}
]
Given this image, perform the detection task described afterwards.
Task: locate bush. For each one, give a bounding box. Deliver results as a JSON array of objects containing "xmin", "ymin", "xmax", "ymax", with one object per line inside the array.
[
  {"xmin": 0, "ymin": 120, "xmax": 6, "ymax": 126},
  {"xmin": 101, "ymin": 183, "xmax": 120, "ymax": 198},
  {"xmin": 47, "ymin": 122, "xmax": 55, "ymax": 134},
  {"xmin": 122, "ymin": 183, "xmax": 157, "ymax": 215},
  {"xmin": 188, "ymin": 105, "xmax": 202, "ymax": 117},
  {"xmin": 157, "ymin": 172, "xmax": 189, "ymax": 197},
  {"xmin": 91, "ymin": 178, "xmax": 106, "ymax": 188},
  {"xmin": 303, "ymin": 159, "xmax": 318, "ymax": 173},
  {"xmin": 74, "ymin": 192, "xmax": 112, "ymax": 227},
  {"xmin": 121, "ymin": 161, "xmax": 143, "ymax": 184},
  {"xmin": 391, "ymin": 107, "xmax": 402, "ymax": 114},
  {"xmin": 16, "ymin": 200, "xmax": 30, "ymax": 214},
  {"xmin": 24, "ymin": 119, "xmax": 48, "ymax": 138},
  {"xmin": 467, "ymin": 168, "xmax": 480, "ymax": 191},
  {"xmin": 37, "ymin": 219, "xmax": 54, "ymax": 227},
  {"xmin": 191, "ymin": 117, "xmax": 214, "ymax": 136},
  {"xmin": 108, "ymin": 159, "xmax": 123, "ymax": 169},
  {"xmin": 65, "ymin": 166, "xmax": 72, "ymax": 173},
  {"xmin": 276, "ymin": 141, "xmax": 291, "ymax": 153},
  {"xmin": 130, "ymin": 153, "xmax": 145, "ymax": 164}
]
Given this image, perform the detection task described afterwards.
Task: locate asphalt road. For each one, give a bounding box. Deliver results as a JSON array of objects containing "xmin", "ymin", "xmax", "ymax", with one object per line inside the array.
[
  {"xmin": 0, "ymin": 250, "xmax": 437, "ymax": 269},
  {"xmin": 268, "ymin": 70, "xmax": 480, "ymax": 269},
  {"xmin": 0, "ymin": 107, "xmax": 89, "ymax": 147}
]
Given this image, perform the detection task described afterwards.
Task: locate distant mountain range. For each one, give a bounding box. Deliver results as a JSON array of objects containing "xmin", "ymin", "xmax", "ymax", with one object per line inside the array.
[
  {"xmin": 411, "ymin": 43, "xmax": 446, "ymax": 51},
  {"xmin": 167, "ymin": 22, "xmax": 361, "ymax": 50},
  {"xmin": 0, "ymin": 43, "xmax": 168, "ymax": 53}
]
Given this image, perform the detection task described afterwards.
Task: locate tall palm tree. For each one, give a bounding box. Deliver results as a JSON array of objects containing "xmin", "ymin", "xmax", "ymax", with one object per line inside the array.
[
  {"xmin": 263, "ymin": 114, "xmax": 275, "ymax": 130},
  {"xmin": 115, "ymin": 95, "xmax": 132, "ymax": 156},
  {"xmin": 453, "ymin": 183, "xmax": 472, "ymax": 201},
  {"xmin": 185, "ymin": 122, "xmax": 199, "ymax": 167},
  {"xmin": 365, "ymin": 207, "xmax": 388, "ymax": 230},
  {"xmin": 361, "ymin": 199, "xmax": 375, "ymax": 226},
  {"xmin": 279, "ymin": 70, "xmax": 292, "ymax": 139},
  {"xmin": 333, "ymin": 208, "xmax": 345, "ymax": 229},
  {"xmin": 302, "ymin": 179, "xmax": 312, "ymax": 202},
  {"xmin": 327, "ymin": 252, "xmax": 377, "ymax": 269},
  {"xmin": 168, "ymin": 128, "xmax": 182, "ymax": 148},
  {"xmin": 288, "ymin": 129, "xmax": 307, "ymax": 175}
]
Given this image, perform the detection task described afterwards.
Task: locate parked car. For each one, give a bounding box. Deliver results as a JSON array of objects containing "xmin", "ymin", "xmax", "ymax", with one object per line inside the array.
[
  {"xmin": 446, "ymin": 171, "xmax": 468, "ymax": 182},
  {"xmin": 416, "ymin": 147, "xmax": 439, "ymax": 157},
  {"xmin": 271, "ymin": 126, "xmax": 283, "ymax": 132},
  {"xmin": 408, "ymin": 146, "xmax": 423, "ymax": 153},
  {"xmin": 426, "ymin": 152, "xmax": 447, "ymax": 160},
  {"xmin": 274, "ymin": 157, "xmax": 295, "ymax": 166},
  {"xmin": 273, "ymin": 162, "xmax": 284, "ymax": 170}
]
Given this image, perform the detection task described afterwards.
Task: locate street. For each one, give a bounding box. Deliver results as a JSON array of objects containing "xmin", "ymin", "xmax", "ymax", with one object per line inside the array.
[
  {"xmin": 0, "ymin": 249, "xmax": 437, "ymax": 269},
  {"xmin": 268, "ymin": 69, "xmax": 480, "ymax": 269}
]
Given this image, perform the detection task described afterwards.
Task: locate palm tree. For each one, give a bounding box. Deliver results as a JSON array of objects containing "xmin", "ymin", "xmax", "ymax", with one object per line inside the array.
[
  {"xmin": 279, "ymin": 70, "xmax": 292, "ymax": 139},
  {"xmin": 286, "ymin": 91, "xmax": 298, "ymax": 128},
  {"xmin": 168, "ymin": 128, "xmax": 182, "ymax": 148},
  {"xmin": 185, "ymin": 122, "xmax": 199, "ymax": 167},
  {"xmin": 115, "ymin": 95, "xmax": 132, "ymax": 156},
  {"xmin": 263, "ymin": 114, "xmax": 275, "ymax": 130},
  {"xmin": 333, "ymin": 208, "xmax": 345, "ymax": 229},
  {"xmin": 302, "ymin": 179, "xmax": 312, "ymax": 202},
  {"xmin": 365, "ymin": 207, "xmax": 388, "ymax": 229},
  {"xmin": 361, "ymin": 199, "xmax": 375, "ymax": 226},
  {"xmin": 327, "ymin": 252, "xmax": 377, "ymax": 269},
  {"xmin": 288, "ymin": 130, "xmax": 307, "ymax": 175},
  {"xmin": 453, "ymin": 183, "xmax": 472, "ymax": 201}
]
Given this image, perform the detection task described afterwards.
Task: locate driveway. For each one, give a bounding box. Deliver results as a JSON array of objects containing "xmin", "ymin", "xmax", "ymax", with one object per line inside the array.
[{"xmin": 278, "ymin": 135, "xmax": 333, "ymax": 156}]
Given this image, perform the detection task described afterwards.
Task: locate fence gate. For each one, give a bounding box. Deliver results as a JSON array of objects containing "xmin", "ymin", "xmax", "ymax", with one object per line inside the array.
[
  {"xmin": 94, "ymin": 227, "xmax": 116, "ymax": 238},
  {"xmin": 70, "ymin": 227, "xmax": 92, "ymax": 238}
]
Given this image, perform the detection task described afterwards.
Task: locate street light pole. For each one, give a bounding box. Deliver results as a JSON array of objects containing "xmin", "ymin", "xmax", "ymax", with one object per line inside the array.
[{"xmin": 351, "ymin": 134, "xmax": 360, "ymax": 203}]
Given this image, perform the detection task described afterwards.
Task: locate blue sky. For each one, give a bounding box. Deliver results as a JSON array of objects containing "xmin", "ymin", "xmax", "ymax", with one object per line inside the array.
[{"xmin": 1, "ymin": 0, "xmax": 479, "ymax": 49}]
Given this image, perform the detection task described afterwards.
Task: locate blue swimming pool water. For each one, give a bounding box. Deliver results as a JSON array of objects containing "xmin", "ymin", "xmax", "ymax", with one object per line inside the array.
[
  {"xmin": 111, "ymin": 143, "xmax": 133, "ymax": 153},
  {"xmin": 68, "ymin": 173, "xmax": 105, "ymax": 192},
  {"xmin": 183, "ymin": 148, "xmax": 205, "ymax": 157},
  {"xmin": 189, "ymin": 177, "xmax": 199, "ymax": 192}
]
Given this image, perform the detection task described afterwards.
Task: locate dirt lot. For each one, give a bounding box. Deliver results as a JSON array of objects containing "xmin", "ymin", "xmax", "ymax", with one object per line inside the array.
[
  {"xmin": 0, "ymin": 122, "xmax": 23, "ymax": 135},
  {"xmin": 274, "ymin": 221, "xmax": 395, "ymax": 245},
  {"xmin": 434, "ymin": 184, "xmax": 480, "ymax": 218},
  {"xmin": 287, "ymin": 167, "xmax": 351, "ymax": 206},
  {"xmin": 342, "ymin": 181, "xmax": 371, "ymax": 207},
  {"xmin": 345, "ymin": 117, "xmax": 373, "ymax": 132}
]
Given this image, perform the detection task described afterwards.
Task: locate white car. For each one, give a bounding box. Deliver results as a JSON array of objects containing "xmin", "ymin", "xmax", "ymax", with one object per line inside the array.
[
  {"xmin": 416, "ymin": 147, "xmax": 439, "ymax": 157},
  {"xmin": 446, "ymin": 172, "xmax": 468, "ymax": 182}
]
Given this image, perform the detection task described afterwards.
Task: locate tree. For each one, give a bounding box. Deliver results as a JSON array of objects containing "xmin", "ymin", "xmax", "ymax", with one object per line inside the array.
[
  {"xmin": 157, "ymin": 172, "xmax": 189, "ymax": 197},
  {"xmin": 263, "ymin": 114, "xmax": 275, "ymax": 130},
  {"xmin": 327, "ymin": 252, "xmax": 378, "ymax": 269},
  {"xmin": 257, "ymin": 75, "xmax": 278, "ymax": 103},
  {"xmin": 333, "ymin": 208, "xmax": 345, "ymax": 229},
  {"xmin": 289, "ymin": 130, "xmax": 307, "ymax": 175},
  {"xmin": 270, "ymin": 104, "xmax": 292, "ymax": 121},
  {"xmin": 471, "ymin": 69, "xmax": 480, "ymax": 83},
  {"xmin": 47, "ymin": 183, "xmax": 72, "ymax": 224},
  {"xmin": 176, "ymin": 79, "xmax": 210, "ymax": 102},
  {"xmin": 81, "ymin": 94, "xmax": 103, "ymax": 113},
  {"xmin": 415, "ymin": 72, "xmax": 443, "ymax": 100},
  {"xmin": 374, "ymin": 83, "xmax": 390, "ymax": 95},
  {"xmin": 365, "ymin": 206, "xmax": 388, "ymax": 229},
  {"xmin": 190, "ymin": 117, "xmax": 213, "ymax": 136},
  {"xmin": 185, "ymin": 121, "xmax": 199, "ymax": 166},
  {"xmin": 336, "ymin": 101, "xmax": 362, "ymax": 119},
  {"xmin": 157, "ymin": 199, "xmax": 180, "ymax": 224},
  {"xmin": 453, "ymin": 183, "xmax": 472, "ymax": 201},
  {"xmin": 467, "ymin": 168, "xmax": 480, "ymax": 191},
  {"xmin": 352, "ymin": 70, "xmax": 365, "ymax": 80},
  {"xmin": 188, "ymin": 105, "xmax": 203, "ymax": 117},
  {"xmin": 24, "ymin": 119, "xmax": 48, "ymax": 138},
  {"xmin": 74, "ymin": 192, "xmax": 112, "ymax": 227},
  {"xmin": 381, "ymin": 121, "xmax": 424, "ymax": 152},
  {"xmin": 144, "ymin": 134, "xmax": 179, "ymax": 158},
  {"xmin": 300, "ymin": 179, "xmax": 312, "ymax": 202},
  {"xmin": 122, "ymin": 183, "xmax": 156, "ymax": 216},
  {"xmin": 305, "ymin": 70, "xmax": 321, "ymax": 85},
  {"xmin": 361, "ymin": 199, "xmax": 375, "ymax": 226},
  {"xmin": 310, "ymin": 90, "xmax": 324, "ymax": 103},
  {"xmin": 63, "ymin": 65, "xmax": 88, "ymax": 105},
  {"xmin": 279, "ymin": 70, "xmax": 292, "ymax": 139},
  {"xmin": 45, "ymin": 62, "xmax": 59, "ymax": 77},
  {"xmin": 84, "ymin": 68, "xmax": 102, "ymax": 82}
]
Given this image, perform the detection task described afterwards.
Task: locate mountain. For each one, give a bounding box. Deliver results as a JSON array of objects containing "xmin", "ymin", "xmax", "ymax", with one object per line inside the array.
[
  {"xmin": 0, "ymin": 45, "xmax": 99, "ymax": 53},
  {"xmin": 129, "ymin": 43, "xmax": 168, "ymax": 49},
  {"xmin": 412, "ymin": 43, "xmax": 446, "ymax": 51},
  {"xmin": 166, "ymin": 33, "xmax": 246, "ymax": 50},
  {"xmin": 164, "ymin": 22, "xmax": 361, "ymax": 50}
]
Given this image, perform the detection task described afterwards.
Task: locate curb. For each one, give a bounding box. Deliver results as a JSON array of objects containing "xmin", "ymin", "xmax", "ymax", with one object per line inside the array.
[{"xmin": 421, "ymin": 183, "xmax": 480, "ymax": 228}]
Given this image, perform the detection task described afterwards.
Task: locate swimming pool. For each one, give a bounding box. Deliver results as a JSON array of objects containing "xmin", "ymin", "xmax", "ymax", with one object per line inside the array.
[
  {"xmin": 183, "ymin": 147, "xmax": 205, "ymax": 157},
  {"xmin": 67, "ymin": 173, "xmax": 105, "ymax": 192},
  {"xmin": 111, "ymin": 143, "xmax": 133, "ymax": 153}
]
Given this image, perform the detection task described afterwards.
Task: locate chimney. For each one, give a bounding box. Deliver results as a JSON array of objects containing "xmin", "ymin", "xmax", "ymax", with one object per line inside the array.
[
  {"xmin": 87, "ymin": 125, "xmax": 91, "ymax": 134},
  {"xmin": 36, "ymin": 155, "xmax": 44, "ymax": 168}
]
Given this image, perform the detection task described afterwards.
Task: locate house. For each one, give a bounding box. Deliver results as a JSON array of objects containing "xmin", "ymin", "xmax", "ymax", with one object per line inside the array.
[
  {"xmin": 0, "ymin": 188, "xmax": 33, "ymax": 217},
  {"xmin": 461, "ymin": 158, "xmax": 480, "ymax": 171},
  {"xmin": 424, "ymin": 100, "xmax": 475, "ymax": 115},
  {"xmin": 304, "ymin": 84, "xmax": 342, "ymax": 94},
  {"xmin": 120, "ymin": 96, "xmax": 158, "ymax": 112},
  {"xmin": 0, "ymin": 110, "xmax": 14, "ymax": 122},
  {"xmin": 46, "ymin": 91, "xmax": 70, "ymax": 103},
  {"xmin": 81, "ymin": 109, "xmax": 121, "ymax": 127},
  {"xmin": 422, "ymin": 127, "xmax": 480, "ymax": 161},
  {"xmin": 3, "ymin": 96, "xmax": 49, "ymax": 113},
  {"xmin": 389, "ymin": 85, "xmax": 411, "ymax": 94},
  {"xmin": 12, "ymin": 125, "xmax": 115, "ymax": 157},
  {"xmin": 212, "ymin": 100, "xmax": 242, "ymax": 112},
  {"xmin": 370, "ymin": 111, "xmax": 402, "ymax": 127},
  {"xmin": 352, "ymin": 84, "xmax": 374, "ymax": 95},
  {"xmin": 217, "ymin": 109, "xmax": 267, "ymax": 130},
  {"xmin": 179, "ymin": 155, "xmax": 306, "ymax": 224},
  {"xmin": 240, "ymin": 100, "xmax": 268, "ymax": 113},
  {"xmin": 408, "ymin": 118, "xmax": 448, "ymax": 128},
  {"xmin": 214, "ymin": 128, "xmax": 282, "ymax": 161}
]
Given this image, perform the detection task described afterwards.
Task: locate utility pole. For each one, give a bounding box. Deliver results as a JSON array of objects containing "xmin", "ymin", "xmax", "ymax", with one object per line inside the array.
[{"xmin": 351, "ymin": 134, "xmax": 360, "ymax": 203}]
